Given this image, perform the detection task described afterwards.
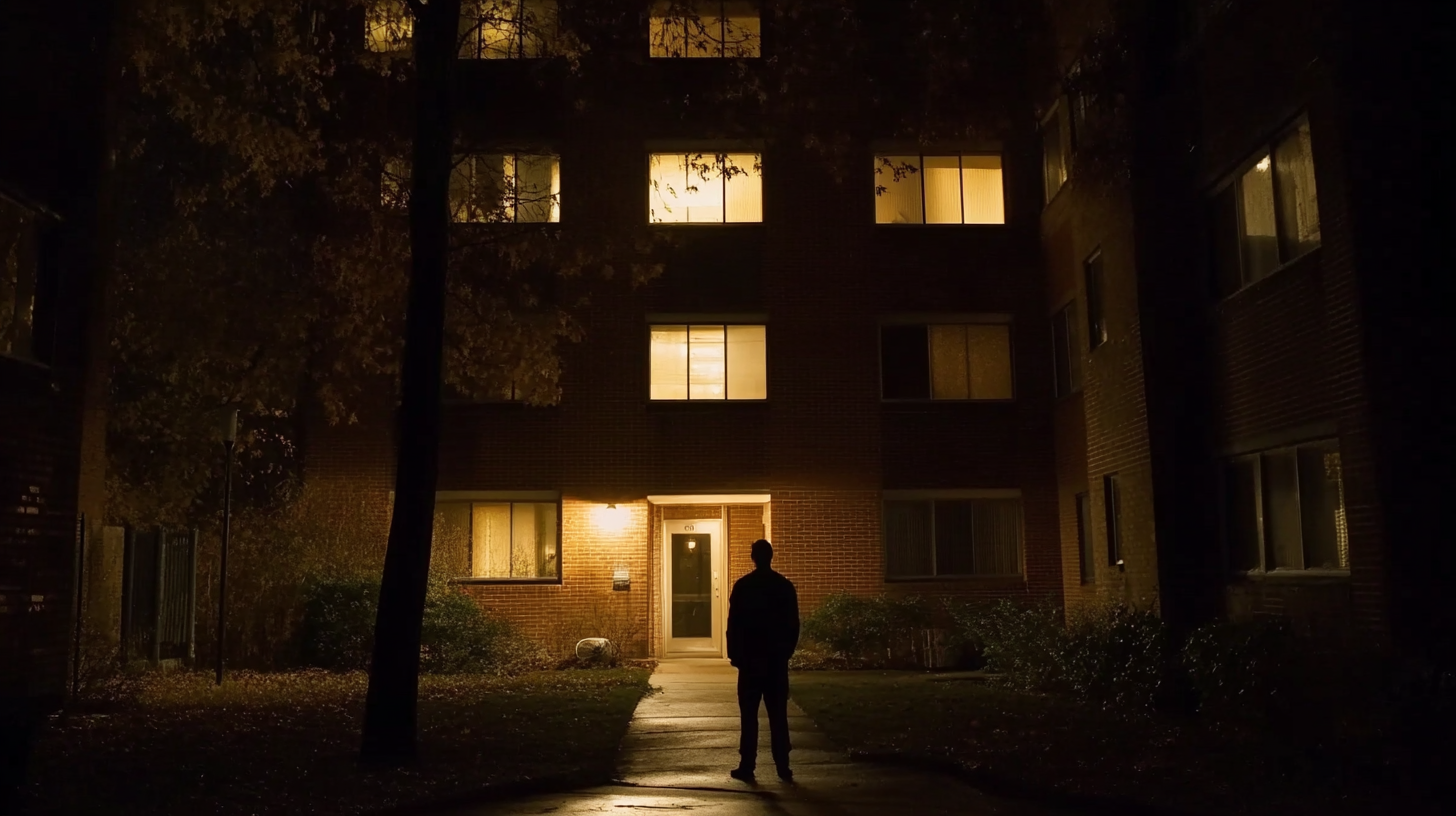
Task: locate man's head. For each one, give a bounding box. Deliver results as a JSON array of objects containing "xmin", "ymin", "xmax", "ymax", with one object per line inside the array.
[{"xmin": 750, "ymin": 539, "xmax": 773, "ymax": 568}]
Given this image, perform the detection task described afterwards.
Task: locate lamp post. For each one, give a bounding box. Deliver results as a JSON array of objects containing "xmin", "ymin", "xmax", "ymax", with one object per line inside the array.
[{"xmin": 215, "ymin": 409, "xmax": 237, "ymax": 686}]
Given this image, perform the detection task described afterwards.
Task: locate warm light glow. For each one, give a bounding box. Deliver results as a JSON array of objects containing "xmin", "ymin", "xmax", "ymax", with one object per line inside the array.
[
  {"xmin": 874, "ymin": 154, "xmax": 1005, "ymax": 225},
  {"xmin": 593, "ymin": 503, "xmax": 631, "ymax": 534},
  {"xmin": 649, "ymin": 153, "xmax": 762, "ymax": 223},
  {"xmin": 650, "ymin": 1, "xmax": 762, "ymax": 58},
  {"xmin": 650, "ymin": 324, "xmax": 767, "ymax": 400},
  {"xmin": 1255, "ymin": 156, "xmax": 1272, "ymax": 172},
  {"xmin": 449, "ymin": 153, "xmax": 560, "ymax": 223},
  {"xmin": 366, "ymin": 4, "xmax": 412, "ymax": 53}
]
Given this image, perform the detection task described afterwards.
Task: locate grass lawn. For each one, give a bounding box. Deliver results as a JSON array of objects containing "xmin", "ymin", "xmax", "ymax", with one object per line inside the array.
[
  {"xmin": 792, "ymin": 671, "xmax": 1436, "ymax": 816},
  {"xmin": 21, "ymin": 668, "xmax": 651, "ymax": 816}
]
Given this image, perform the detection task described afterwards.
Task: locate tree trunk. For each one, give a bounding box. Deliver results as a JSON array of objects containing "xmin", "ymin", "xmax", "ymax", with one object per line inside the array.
[{"xmin": 360, "ymin": 0, "xmax": 461, "ymax": 766}]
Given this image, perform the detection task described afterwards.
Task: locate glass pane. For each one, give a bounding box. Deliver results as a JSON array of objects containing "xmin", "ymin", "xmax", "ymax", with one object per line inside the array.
[
  {"xmin": 1043, "ymin": 117, "xmax": 1066, "ymax": 203},
  {"xmin": 967, "ymin": 324, "xmax": 1013, "ymax": 399},
  {"xmin": 1275, "ymin": 122, "xmax": 1321, "ymax": 259},
  {"xmin": 722, "ymin": 153, "xmax": 762, "ymax": 222},
  {"xmin": 650, "ymin": 325, "xmax": 689, "ymax": 399},
  {"xmin": 725, "ymin": 325, "xmax": 766, "ymax": 399},
  {"xmin": 0, "ymin": 199, "xmax": 37, "ymax": 359},
  {"xmin": 972, "ymin": 499, "xmax": 1022, "ymax": 575},
  {"xmin": 962, "ymin": 156, "xmax": 1005, "ymax": 224},
  {"xmin": 1077, "ymin": 493, "xmax": 1093, "ymax": 583},
  {"xmin": 649, "ymin": 2, "xmax": 687, "ymax": 57},
  {"xmin": 884, "ymin": 501, "xmax": 933, "ymax": 577},
  {"xmin": 934, "ymin": 500, "xmax": 976, "ymax": 576},
  {"xmin": 681, "ymin": 154, "xmax": 726, "ymax": 222},
  {"xmin": 1052, "ymin": 306, "xmax": 1072, "ymax": 398},
  {"xmin": 1299, "ymin": 445, "xmax": 1347, "ymax": 569},
  {"xmin": 1085, "ymin": 252, "xmax": 1107, "ymax": 347},
  {"xmin": 510, "ymin": 502, "xmax": 556, "ymax": 578},
  {"xmin": 472, "ymin": 503, "xmax": 512, "ymax": 578},
  {"xmin": 381, "ymin": 158, "xmax": 410, "ymax": 209},
  {"xmin": 923, "ymin": 156, "xmax": 963, "ymax": 224},
  {"xmin": 367, "ymin": 5, "xmax": 412, "ymax": 52},
  {"xmin": 688, "ymin": 324, "xmax": 726, "ymax": 399},
  {"xmin": 1262, "ymin": 451, "xmax": 1303, "ymax": 569},
  {"xmin": 671, "ymin": 533, "xmax": 712, "ymax": 637},
  {"xmin": 685, "ymin": 0, "xmax": 719, "ymax": 57},
  {"xmin": 880, "ymin": 324, "xmax": 930, "ymax": 399},
  {"xmin": 929, "ymin": 325, "xmax": 970, "ymax": 399},
  {"xmin": 1240, "ymin": 155, "xmax": 1280, "ymax": 282},
  {"xmin": 1225, "ymin": 458, "xmax": 1261, "ymax": 571},
  {"xmin": 434, "ymin": 503, "xmax": 472, "ymax": 576},
  {"xmin": 476, "ymin": 0, "xmax": 522, "ymax": 58},
  {"xmin": 874, "ymin": 155, "xmax": 923, "ymax": 224},
  {"xmin": 1104, "ymin": 474, "xmax": 1122, "ymax": 564},
  {"xmin": 648, "ymin": 153, "xmax": 686, "ymax": 223},
  {"xmin": 722, "ymin": 1, "xmax": 761, "ymax": 57},
  {"xmin": 1211, "ymin": 186, "xmax": 1243, "ymax": 296},
  {"xmin": 515, "ymin": 154, "xmax": 559, "ymax": 223}
]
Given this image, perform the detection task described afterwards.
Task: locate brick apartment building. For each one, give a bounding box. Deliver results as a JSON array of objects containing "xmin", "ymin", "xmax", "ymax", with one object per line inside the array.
[
  {"xmin": 311, "ymin": 0, "xmax": 1454, "ymax": 661},
  {"xmin": 1039, "ymin": 0, "xmax": 1455, "ymax": 660}
]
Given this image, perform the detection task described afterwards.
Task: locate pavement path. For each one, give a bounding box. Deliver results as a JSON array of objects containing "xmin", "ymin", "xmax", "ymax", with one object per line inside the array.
[{"xmin": 447, "ymin": 658, "xmax": 1055, "ymax": 816}]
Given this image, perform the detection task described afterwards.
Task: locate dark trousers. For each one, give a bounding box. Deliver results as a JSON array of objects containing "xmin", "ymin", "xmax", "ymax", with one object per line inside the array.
[{"xmin": 736, "ymin": 663, "xmax": 791, "ymax": 770}]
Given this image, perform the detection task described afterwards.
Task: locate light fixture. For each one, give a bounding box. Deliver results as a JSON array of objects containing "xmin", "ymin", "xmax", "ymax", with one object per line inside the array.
[
  {"xmin": 1256, "ymin": 156, "xmax": 1271, "ymax": 172},
  {"xmin": 593, "ymin": 502, "xmax": 631, "ymax": 534},
  {"xmin": 687, "ymin": 539, "xmax": 697, "ymax": 551}
]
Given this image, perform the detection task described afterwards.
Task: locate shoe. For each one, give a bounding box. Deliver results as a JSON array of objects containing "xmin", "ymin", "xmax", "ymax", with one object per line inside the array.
[
  {"xmin": 776, "ymin": 766, "xmax": 794, "ymax": 782},
  {"xmin": 730, "ymin": 766, "xmax": 756, "ymax": 783}
]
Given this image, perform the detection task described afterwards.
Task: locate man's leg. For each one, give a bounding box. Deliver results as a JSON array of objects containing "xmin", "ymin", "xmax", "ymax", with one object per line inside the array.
[
  {"xmin": 736, "ymin": 669, "xmax": 764, "ymax": 773},
  {"xmin": 764, "ymin": 665, "xmax": 792, "ymax": 776}
]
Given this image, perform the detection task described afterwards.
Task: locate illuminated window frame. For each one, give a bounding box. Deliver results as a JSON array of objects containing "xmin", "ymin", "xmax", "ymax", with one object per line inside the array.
[
  {"xmin": 649, "ymin": 1, "xmax": 762, "ymax": 58},
  {"xmin": 459, "ymin": 0, "xmax": 560, "ymax": 59},
  {"xmin": 648, "ymin": 321, "xmax": 768, "ymax": 401},
  {"xmin": 365, "ymin": 2, "xmax": 412, "ymax": 53},
  {"xmin": 435, "ymin": 492, "xmax": 562, "ymax": 584},
  {"xmin": 873, "ymin": 154, "xmax": 1006, "ymax": 225},
  {"xmin": 451, "ymin": 153, "xmax": 561, "ymax": 224},
  {"xmin": 1221, "ymin": 439, "xmax": 1349, "ymax": 575},
  {"xmin": 648, "ymin": 152, "xmax": 762, "ymax": 224}
]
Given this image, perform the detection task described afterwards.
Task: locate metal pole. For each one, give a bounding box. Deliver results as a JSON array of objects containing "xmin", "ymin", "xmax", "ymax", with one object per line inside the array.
[
  {"xmin": 186, "ymin": 528, "xmax": 198, "ymax": 663},
  {"xmin": 152, "ymin": 529, "xmax": 166, "ymax": 666},
  {"xmin": 216, "ymin": 409, "xmax": 237, "ymax": 686},
  {"xmin": 71, "ymin": 514, "xmax": 86, "ymax": 700}
]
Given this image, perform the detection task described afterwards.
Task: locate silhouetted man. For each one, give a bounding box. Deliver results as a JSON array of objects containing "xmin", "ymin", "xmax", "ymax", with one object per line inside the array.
[{"xmin": 726, "ymin": 539, "xmax": 800, "ymax": 782}]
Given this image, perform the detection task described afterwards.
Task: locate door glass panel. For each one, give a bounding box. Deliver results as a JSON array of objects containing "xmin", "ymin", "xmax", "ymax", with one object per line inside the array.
[{"xmin": 671, "ymin": 533, "xmax": 713, "ymax": 638}]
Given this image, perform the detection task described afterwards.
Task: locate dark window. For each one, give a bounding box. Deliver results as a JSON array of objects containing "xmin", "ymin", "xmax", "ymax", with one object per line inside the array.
[
  {"xmin": 880, "ymin": 322, "xmax": 1014, "ymax": 401},
  {"xmin": 1103, "ymin": 473, "xmax": 1123, "ymax": 566},
  {"xmin": 1043, "ymin": 103, "xmax": 1068, "ymax": 204},
  {"xmin": 884, "ymin": 497, "xmax": 1022, "ymax": 578},
  {"xmin": 1224, "ymin": 440, "xmax": 1348, "ymax": 572},
  {"xmin": 1052, "ymin": 301, "xmax": 1082, "ymax": 398},
  {"xmin": 1212, "ymin": 119, "xmax": 1321, "ymax": 298},
  {"xmin": 1, "ymin": 193, "xmax": 40, "ymax": 361},
  {"xmin": 1085, "ymin": 250, "xmax": 1107, "ymax": 349},
  {"xmin": 1076, "ymin": 492, "xmax": 1093, "ymax": 584}
]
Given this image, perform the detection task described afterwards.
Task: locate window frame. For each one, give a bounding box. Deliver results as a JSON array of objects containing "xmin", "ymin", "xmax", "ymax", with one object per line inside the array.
[
  {"xmin": 646, "ymin": 318, "xmax": 769, "ymax": 402},
  {"xmin": 648, "ymin": 0, "xmax": 762, "ymax": 59},
  {"xmin": 1084, "ymin": 248, "xmax": 1108, "ymax": 351},
  {"xmin": 450, "ymin": 152, "xmax": 561, "ymax": 224},
  {"xmin": 1051, "ymin": 298, "xmax": 1082, "ymax": 399},
  {"xmin": 882, "ymin": 489, "xmax": 1025, "ymax": 581},
  {"xmin": 872, "ymin": 153, "xmax": 1007, "ymax": 226},
  {"xmin": 435, "ymin": 491, "xmax": 563, "ymax": 584},
  {"xmin": 878, "ymin": 314, "xmax": 1017, "ymax": 403},
  {"xmin": 1221, "ymin": 439, "xmax": 1350, "ymax": 576},
  {"xmin": 1042, "ymin": 101, "xmax": 1070, "ymax": 205},
  {"xmin": 1210, "ymin": 115, "xmax": 1322, "ymax": 299},
  {"xmin": 1103, "ymin": 473, "xmax": 1123, "ymax": 568},
  {"xmin": 457, "ymin": 0, "xmax": 560, "ymax": 60},
  {"xmin": 647, "ymin": 151, "xmax": 764, "ymax": 225}
]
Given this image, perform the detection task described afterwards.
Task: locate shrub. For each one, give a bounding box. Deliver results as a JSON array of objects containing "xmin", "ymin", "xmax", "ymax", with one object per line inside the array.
[
  {"xmin": 799, "ymin": 592, "xmax": 934, "ymax": 667},
  {"xmin": 300, "ymin": 578, "xmax": 546, "ymax": 674},
  {"xmin": 1180, "ymin": 617, "xmax": 1294, "ymax": 721}
]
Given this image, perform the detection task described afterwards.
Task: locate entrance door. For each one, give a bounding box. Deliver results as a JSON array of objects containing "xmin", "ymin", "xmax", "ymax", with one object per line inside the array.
[{"xmin": 663, "ymin": 519, "xmax": 724, "ymax": 655}]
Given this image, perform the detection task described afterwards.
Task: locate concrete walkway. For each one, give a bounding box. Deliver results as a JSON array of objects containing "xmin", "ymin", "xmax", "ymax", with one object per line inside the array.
[{"xmin": 447, "ymin": 658, "xmax": 1055, "ymax": 815}]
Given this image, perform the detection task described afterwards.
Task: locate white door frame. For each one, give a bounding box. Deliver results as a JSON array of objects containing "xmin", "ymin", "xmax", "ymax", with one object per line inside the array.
[{"xmin": 661, "ymin": 517, "xmax": 726, "ymax": 656}]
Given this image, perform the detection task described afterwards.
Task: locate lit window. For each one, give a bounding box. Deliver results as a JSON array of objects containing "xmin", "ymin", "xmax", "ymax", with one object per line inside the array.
[
  {"xmin": 460, "ymin": 0, "xmax": 558, "ymax": 59},
  {"xmin": 366, "ymin": 2, "xmax": 412, "ymax": 53},
  {"xmin": 880, "ymin": 321, "xmax": 1014, "ymax": 401},
  {"xmin": 1212, "ymin": 119, "xmax": 1320, "ymax": 296},
  {"xmin": 1224, "ymin": 440, "xmax": 1348, "ymax": 573},
  {"xmin": 649, "ymin": 153, "xmax": 761, "ymax": 223},
  {"xmin": 1051, "ymin": 300, "xmax": 1082, "ymax": 398},
  {"xmin": 650, "ymin": 324, "xmax": 766, "ymax": 400},
  {"xmin": 1043, "ymin": 103, "xmax": 1069, "ymax": 203},
  {"xmin": 874, "ymin": 155, "xmax": 1004, "ymax": 225},
  {"xmin": 451, "ymin": 153, "xmax": 560, "ymax": 223},
  {"xmin": 650, "ymin": 1, "xmax": 761, "ymax": 58},
  {"xmin": 436, "ymin": 500, "xmax": 560, "ymax": 580},
  {"xmin": 884, "ymin": 495, "xmax": 1023, "ymax": 578},
  {"xmin": 1, "ymin": 193, "xmax": 39, "ymax": 360}
]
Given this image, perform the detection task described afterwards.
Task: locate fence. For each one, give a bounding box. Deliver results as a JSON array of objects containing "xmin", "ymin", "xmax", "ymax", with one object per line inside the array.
[{"xmin": 121, "ymin": 528, "xmax": 198, "ymax": 666}]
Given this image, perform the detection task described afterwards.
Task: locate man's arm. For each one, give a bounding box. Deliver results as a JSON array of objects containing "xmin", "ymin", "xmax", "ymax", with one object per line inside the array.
[
  {"xmin": 782, "ymin": 581, "xmax": 800, "ymax": 660},
  {"xmin": 726, "ymin": 583, "xmax": 741, "ymax": 666}
]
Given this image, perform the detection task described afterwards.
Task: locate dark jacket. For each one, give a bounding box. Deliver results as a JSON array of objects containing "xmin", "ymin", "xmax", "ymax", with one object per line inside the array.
[{"xmin": 726, "ymin": 567, "xmax": 800, "ymax": 669}]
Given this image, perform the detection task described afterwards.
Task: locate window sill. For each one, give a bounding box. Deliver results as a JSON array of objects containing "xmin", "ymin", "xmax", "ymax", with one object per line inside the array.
[
  {"xmin": 882, "ymin": 398, "xmax": 1016, "ymax": 405},
  {"xmin": 1230, "ymin": 568, "xmax": 1351, "ymax": 583},
  {"xmin": 450, "ymin": 577, "xmax": 563, "ymax": 586},
  {"xmin": 1216, "ymin": 245, "xmax": 1322, "ymax": 303},
  {"xmin": 647, "ymin": 399, "xmax": 769, "ymax": 410},
  {"xmin": 647, "ymin": 221, "xmax": 765, "ymax": 228},
  {"xmin": 885, "ymin": 574, "xmax": 1024, "ymax": 584},
  {"xmin": 873, "ymin": 222, "xmax": 1009, "ymax": 228}
]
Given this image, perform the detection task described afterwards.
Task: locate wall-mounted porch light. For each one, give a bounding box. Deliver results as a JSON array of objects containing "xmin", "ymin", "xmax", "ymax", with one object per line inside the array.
[{"xmin": 593, "ymin": 502, "xmax": 631, "ymax": 534}]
